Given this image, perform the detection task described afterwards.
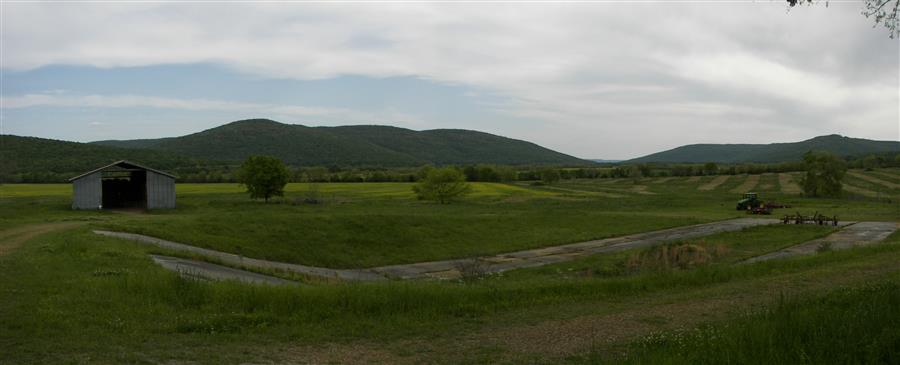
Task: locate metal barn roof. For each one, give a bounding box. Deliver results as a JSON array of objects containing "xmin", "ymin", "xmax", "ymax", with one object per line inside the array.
[{"xmin": 68, "ymin": 160, "xmax": 178, "ymax": 182}]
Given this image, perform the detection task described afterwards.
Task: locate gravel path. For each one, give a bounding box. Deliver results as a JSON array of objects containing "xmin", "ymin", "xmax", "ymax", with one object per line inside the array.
[
  {"xmin": 96, "ymin": 218, "xmax": 779, "ymax": 281},
  {"xmin": 149, "ymin": 254, "xmax": 299, "ymax": 286},
  {"xmin": 743, "ymin": 221, "xmax": 898, "ymax": 263}
]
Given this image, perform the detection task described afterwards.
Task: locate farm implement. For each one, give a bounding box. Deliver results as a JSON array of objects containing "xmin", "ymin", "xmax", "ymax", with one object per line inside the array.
[
  {"xmin": 736, "ymin": 192, "xmax": 790, "ymax": 215},
  {"xmin": 781, "ymin": 212, "xmax": 839, "ymax": 226}
]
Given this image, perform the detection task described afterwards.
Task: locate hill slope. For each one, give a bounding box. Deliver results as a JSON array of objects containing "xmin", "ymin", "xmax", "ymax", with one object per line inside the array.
[
  {"xmin": 0, "ymin": 135, "xmax": 201, "ymax": 179},
  {"xmin": 93, "ymin": 119, "xmax": 587, "ymax": 166},
  {"xmin": 628, "ymin": 135, "xmax": 900, "ymax": 163}
]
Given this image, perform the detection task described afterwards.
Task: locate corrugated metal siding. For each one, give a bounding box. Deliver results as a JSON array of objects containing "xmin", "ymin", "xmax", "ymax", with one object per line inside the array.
[
  {"xmin": 72, "ymin": 172, "xmax": 102, "ymax": 210},
  {"xmin": 146, "ymin": 171, "xmax": 176, "ymax": 209}
]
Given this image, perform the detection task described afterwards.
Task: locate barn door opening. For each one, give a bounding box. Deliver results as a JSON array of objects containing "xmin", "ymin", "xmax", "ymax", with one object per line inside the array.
[{"xmin": 101, "ymin": 170, "xmax": 147, "ymax": 209}]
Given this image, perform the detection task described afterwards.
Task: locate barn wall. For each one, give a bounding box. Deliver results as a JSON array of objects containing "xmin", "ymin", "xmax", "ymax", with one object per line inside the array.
[
  {"xmin": 146, "ymin": 171, "xmax": 176, "ymax": 209},
  {"xmin": 72, "ymin": 172, "xmax": 102, "ymax": 210}
]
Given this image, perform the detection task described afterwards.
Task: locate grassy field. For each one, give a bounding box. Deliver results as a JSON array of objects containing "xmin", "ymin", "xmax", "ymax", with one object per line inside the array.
[
  {"xmin": 1, "ymin": 169, "xmax": 898, "ymax": 363},
  {"xmin": 4, "ymin": 169, "xmax": 897, "ymax": 268}
]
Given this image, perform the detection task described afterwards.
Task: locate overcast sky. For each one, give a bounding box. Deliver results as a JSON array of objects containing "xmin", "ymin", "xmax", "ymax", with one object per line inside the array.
[{"xmin": 2, "ymin": 2, "xmax": 898, "ymax": 159}]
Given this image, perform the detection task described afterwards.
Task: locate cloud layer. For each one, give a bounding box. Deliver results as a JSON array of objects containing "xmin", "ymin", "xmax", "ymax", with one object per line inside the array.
[{"xmin": 2, "ymin": 3, "xmax": 898, "ymax": 158}]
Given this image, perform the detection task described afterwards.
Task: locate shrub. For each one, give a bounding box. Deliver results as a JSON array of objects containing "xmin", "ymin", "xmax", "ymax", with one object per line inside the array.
[{"xmin": 412, "ymin": 167, "xmax": 471, "ymax": 204}]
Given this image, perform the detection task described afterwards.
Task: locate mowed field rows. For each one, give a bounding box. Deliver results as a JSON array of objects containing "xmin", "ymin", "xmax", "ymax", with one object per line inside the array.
[
  {"xmin": 842, "ymin": 169, "xmax": 900, "ymax": 199},
  {"xmin": 729, "ymin": 174, "xmax": 760, "ymax": 193},
  {"xmin": 698, "ymin": 175, "xmax": 730, "ymax": 191},
  {"xmin": 779, "ymin": 173, "xmax": 803, "ymax": 194}
]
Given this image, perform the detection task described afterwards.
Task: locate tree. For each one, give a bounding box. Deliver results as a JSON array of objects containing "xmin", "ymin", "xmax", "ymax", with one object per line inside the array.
[
  {"xmin": 861, "ymin": 155, "xmax": 885, "ymax": 170},
  {"xmin": 540, "ymin": 168, "xmax": 561, "ymax": 184},
  {"xmin": 788, "ymin": 0, "xmax": 899, "ymax": 38},
  {"xmin": 412, "ymin": 167, "xmax": 471, "ymax": 204},
  {"xmin": 415, "ymin": 165, "xmax": 435, "ymax": 181},
  {"xmin": 799, "ymin": 151, "xmax": 846, "ymax": 197},
  {"xmin": 237, "ymin": 155, "xmax": 289, "ymax": 203},
  {"xmin": 703, "ymin": 162, "xmax": 718, "ymax": 176}
]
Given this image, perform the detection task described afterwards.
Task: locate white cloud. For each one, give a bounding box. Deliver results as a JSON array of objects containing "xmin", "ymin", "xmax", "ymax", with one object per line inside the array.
[
  {"xmin": 0, "ymin": 93, "xmax": 414, "ymax": 126},
  {"xmin": 2, "ymin": 2, "xmax": 897, "ymax": 158}
]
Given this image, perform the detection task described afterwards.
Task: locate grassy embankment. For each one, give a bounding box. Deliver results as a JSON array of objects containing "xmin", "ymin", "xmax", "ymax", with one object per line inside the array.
[{"xmin": 1, "ymin": 170, "xmax": 899, "ymax": 363}]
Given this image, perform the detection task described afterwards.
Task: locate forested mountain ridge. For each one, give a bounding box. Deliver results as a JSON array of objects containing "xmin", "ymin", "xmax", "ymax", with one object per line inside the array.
[
  {"xmin": 628, "ymin": 135, "xmax": 900, "ymax": 163},
  {"xmin": 0, "ymin": 135, "xmax": 207, "ymax": 181},
  {"xmin": 92, "ymin": 119, "xmax": 588, "ymax": 166}
]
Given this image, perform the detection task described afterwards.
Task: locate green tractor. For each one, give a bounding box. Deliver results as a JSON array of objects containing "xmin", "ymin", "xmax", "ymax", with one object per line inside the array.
[{"xmin": 736, "ymin": 192, "xmax": 761, "ymax": 211}]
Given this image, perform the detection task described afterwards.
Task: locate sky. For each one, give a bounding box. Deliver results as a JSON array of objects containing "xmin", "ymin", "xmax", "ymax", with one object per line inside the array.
[{"xmin": 1, "ymin": 2, "xmax": 898, "ymax": 160}]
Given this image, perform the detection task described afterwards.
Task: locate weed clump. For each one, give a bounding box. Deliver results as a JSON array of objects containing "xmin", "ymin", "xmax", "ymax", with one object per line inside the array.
[
  {"xmin": 625, "ymin": 241, "xmax": 728, "ymax": 272},
  {"xmin": 454, "ymin": 259, "xmax": 490, "ymax": 282}
]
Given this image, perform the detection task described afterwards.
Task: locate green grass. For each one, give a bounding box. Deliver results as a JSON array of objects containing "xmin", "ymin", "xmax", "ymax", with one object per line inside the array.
[
  {"xmin": 3, "ymin": 173, "xmax": 897, "ymax": 268},
  {"xmin": 580, "ymin": 280, "xmax": 900, "ymax": 364},
  {"xmin": 2, "ymin": 225, "xmax": 900, "ymax": 364},
  {"xmin": 95, "ymin": 181, "xmax": 722, "ymax": 268},
  {"xmin": 1, "ymin": 177, "xmax": 898, "ymax": 363}
]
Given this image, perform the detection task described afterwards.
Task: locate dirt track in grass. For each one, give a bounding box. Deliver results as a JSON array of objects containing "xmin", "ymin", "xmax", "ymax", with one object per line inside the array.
[{"xmin": 0, "ymin": 222, "xmax": 84, "ymax": 257}]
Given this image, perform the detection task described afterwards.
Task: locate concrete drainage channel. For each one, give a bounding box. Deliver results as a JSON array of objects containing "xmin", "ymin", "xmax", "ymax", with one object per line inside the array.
[
  {"xmin": 150, "ymin": 254, "xmax": 300, "ymax": 286},
  {"xmin": 742, "ymin": 221, "xmax": 898, "ymax": 264},
  {"xmin": 95, "ymin": 218, "xmax": 897, "ymax": 286}
]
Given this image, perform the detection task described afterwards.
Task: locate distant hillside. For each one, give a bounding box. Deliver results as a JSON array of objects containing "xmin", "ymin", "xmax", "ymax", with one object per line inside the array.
[
  {"xmin": 0, "ymin": 135, "xmax": 201, "ymax": 180},
  {"xmin": 628, "ymin": 135, "xmax": 900, "ymax": 163},
  {"xmin": 93, "ymin": 119, "xmax": 587, "ymax": 166}
]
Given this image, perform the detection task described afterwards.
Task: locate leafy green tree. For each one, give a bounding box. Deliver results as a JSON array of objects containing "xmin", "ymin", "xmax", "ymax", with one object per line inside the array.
[
  {"xmin": 861, "ymin": 155, "xmax": 885, "ymax": 170},
  {"xmin": 703, "ymin": 162, "xmax": 718, "ymax": 176},
  {"xmin": 540, "ymin": 168, "xmax": 561, "ymax": 184},
  {"xmin": 415, "ymin": 165, "xmax": 435, "ymax": 181},
  {"xmin": 413, "ymin": 167, "xmax": 471, "ymax": 204},
  {"xmin": 800, "ymin": 151, "xmax": 846, "ymax": 197},
  {"xmin": 237, "ymin": 155, "xmax": 289, "ymax": 203}
]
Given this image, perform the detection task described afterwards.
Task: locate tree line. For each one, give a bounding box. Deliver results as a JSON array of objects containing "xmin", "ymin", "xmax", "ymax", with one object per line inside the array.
[{"xmin": 4, "ymin": 152, "xmax": 899, "ymax": 184}]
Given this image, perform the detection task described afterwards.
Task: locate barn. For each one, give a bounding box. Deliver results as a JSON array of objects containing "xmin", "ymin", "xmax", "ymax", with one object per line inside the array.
[{"xmin": 69, "ymin": 160, "xmax": 176, "ymax": 210}]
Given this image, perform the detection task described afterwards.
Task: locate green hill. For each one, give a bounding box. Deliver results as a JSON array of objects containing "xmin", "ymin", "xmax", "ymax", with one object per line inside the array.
[
  {"xmin": 93, "ymin": 119, "xmax": 587, "ymax": 166},
  {"xmin": 628, "ymin": 135, "xmax": 900, "ymax": 163},
  {"xmin": 0, "ymin": 135, "xmax": 202, "ymax": 181}
]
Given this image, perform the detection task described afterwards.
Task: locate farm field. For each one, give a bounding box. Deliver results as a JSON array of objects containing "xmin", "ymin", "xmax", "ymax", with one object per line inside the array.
[{"xmin": 1, "ymin": 168, "xmax": 899, "ymax": 364}]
